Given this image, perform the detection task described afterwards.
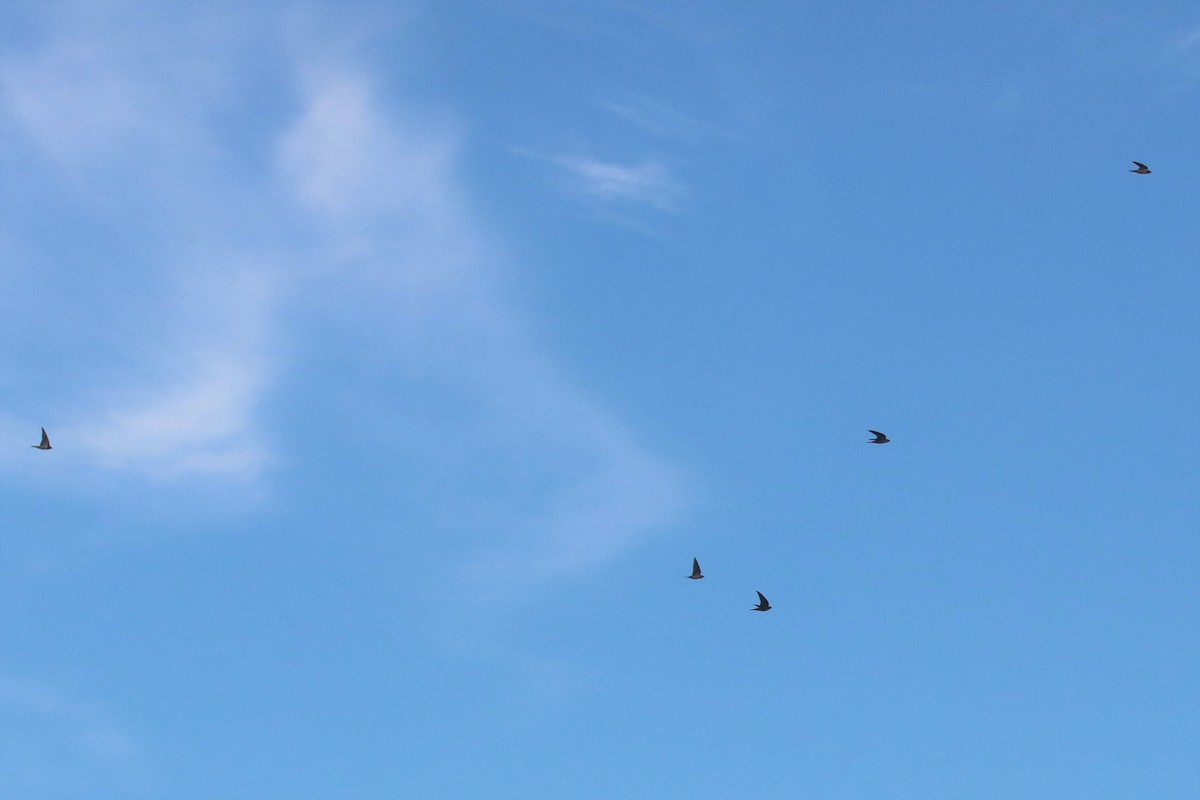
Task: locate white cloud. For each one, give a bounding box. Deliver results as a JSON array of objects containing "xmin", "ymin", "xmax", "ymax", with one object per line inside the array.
[
  {"xmin": 554, "ymin": 155, "xmax": 684, "ymax": 211},
  {"xmin": 278, "ymin": 71, "xmax": 459, "ymax": 224},
  {"xmin": 73, "ymin": 344, "xmax": 271, "ymax": 479},
  {"xmin": 47, "ymin": 265, "xmax": 278, "ymax": 480},
  {"xmin": 0, "ymin": 266, "xmax": 275, "ymax": 482},
  {"xmin": 2, "ymin": 2, "xmax": 686, "ymax": 598},
  {"xmin": 0, "ymin": 15, "xmax": 278, "ymax": 483},
  {"xmin": 271, "ymin": 60, "xmax": 687, "ymax": 602}
]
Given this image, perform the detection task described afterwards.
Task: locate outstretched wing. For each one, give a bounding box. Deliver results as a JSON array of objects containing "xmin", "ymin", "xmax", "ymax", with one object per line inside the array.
[
  {"xmin": 867, "ymin": 430, "xmax": 885, "ymax": 438},
  {"xmin": 756, "ymin": 591, "xmax": 769, "ymax": 606},
  {"xmin": 39, "ymin": 427, "xmax": 50, "ymax": 448},
  {"xmin": 1132, "ymin": 161, "xmax": 1148, "ymax": 170},
  {"xmin": 691, "ymin": 557, "xmax": 703, "ymax": 577}
]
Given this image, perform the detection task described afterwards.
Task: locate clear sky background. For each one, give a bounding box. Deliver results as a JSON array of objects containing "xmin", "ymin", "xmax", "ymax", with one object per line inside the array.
[{"xmin": 2, "ymin": 2, "xmax": 1198, "ymax": 798}]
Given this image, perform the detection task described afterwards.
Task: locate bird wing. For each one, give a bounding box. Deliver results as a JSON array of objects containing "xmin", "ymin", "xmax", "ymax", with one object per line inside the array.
[
  {"xmin": 692, "ymin": 557, "xmax": 702, "ymax": 576},
  {"xmin": 756, "ymin": 591, "xmax": 769, "ymax": 606},
  {"xmin": 1132, "ymin": 161, "xmax": 1148, "ymax": 170},
  {"xmin": 39, "ymin": 428, "xmax": 50, "ymax": 447},
  {"xmin": 868, "ymin": 430, "xmax": 885, "ymax": 438}
]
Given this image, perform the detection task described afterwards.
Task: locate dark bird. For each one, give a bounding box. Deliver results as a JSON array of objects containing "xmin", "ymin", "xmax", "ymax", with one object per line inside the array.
[
  {"xmin": 1129, "ymin": 161, "xmax": 1151, "ymax": 174},
  {"xmin": 32, "ymin": 427, "xmax": 51, "ymax": 450},
  {"xmin": 687, "ymin": 557, "xmax": 704, "ymax": 580},
  {"xmin": 867, "ymin": 430, "xmax": 890, "ymax": 444},
  {"xmin": 751, "ymin": 591, "xmax": 772, "ymax": 612}
]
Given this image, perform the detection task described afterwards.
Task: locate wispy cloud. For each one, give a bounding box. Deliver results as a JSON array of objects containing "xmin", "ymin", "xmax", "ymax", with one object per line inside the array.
[
  {"xmin": 1166, "ymin": 25, "xmax": 1200, "ymax": 56},
  {"xmin": 1, "ymin": 38, "xmax": 163, "ymax": 166},
  {"xmin": 274, "ymin": 61, "xmax": 686, "ymax": 599},
  {"xmin": 2, "ymin": 0, "xmax": 687, "ymax": 612},
  {"xmin": 0, "ymin": 675, "xmax": 148, "ymax": 798},
  {"xmin": 551, "ymin": 154, "xmax": 684, "ymax": 211},
  {"xmin": 1152, "ymin": 23, "xmax": 1200, "ymax": 91},
  {"xmin": 596, "ymin": 91, "xmax": 718, "ymax": 141},
  {"xmin": 71, "ymin": 272, "xmax": 275, "ymax": 479},
  {"xmin": 0, "ymin": 11, "xmax": 279, "ymax": 483}
]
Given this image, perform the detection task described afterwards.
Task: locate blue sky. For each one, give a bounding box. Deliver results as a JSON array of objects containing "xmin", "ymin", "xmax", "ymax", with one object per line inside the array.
[{"xmin": 2, "ymin": 2, "xmax": 1198, "ymax": 798}]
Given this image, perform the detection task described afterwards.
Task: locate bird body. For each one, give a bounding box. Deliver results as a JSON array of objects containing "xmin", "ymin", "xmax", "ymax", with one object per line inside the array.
[
  {"xmin": 752, "ymin": 591, "xmax": 771, "ymax": 611},
  {"xmin": 867, "ymin": 430, "xmax": 890, "ymax": 444},
  {"xmin": 1130, "ymin": 161, "xmax": 1151, "ymax": 174},
  {"xmin": 688, "ymin": 557, "xmax": 704, "ymax": 579},
  {"xmin": 32, "ymin": 427, "xmax": 51, "ymax": 450}
]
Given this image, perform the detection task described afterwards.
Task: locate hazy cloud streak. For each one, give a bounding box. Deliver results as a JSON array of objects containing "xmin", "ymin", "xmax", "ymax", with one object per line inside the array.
[{"xmin": 275, "ymin": 63, "xmax": 686, "ymax": 599}]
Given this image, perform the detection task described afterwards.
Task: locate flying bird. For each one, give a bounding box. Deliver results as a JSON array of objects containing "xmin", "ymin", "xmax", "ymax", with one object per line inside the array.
[
  {"xmin": 32, "ymin": 427, "xmax": 51, "ymax": 450},
  {"xmin": 867, "ymin": 430, "xmax": 890, "ymax": 444},
  {"xmin": 688, "ymin": 557, "xmax": 704, "ymax": 580},
  {"xmin": 1129, "ymin": 161, "xmax": 1151, "ymax": 174},
  {"xmin": 751, "ymin": 591, "xmax": 772, "ymax": 612}
]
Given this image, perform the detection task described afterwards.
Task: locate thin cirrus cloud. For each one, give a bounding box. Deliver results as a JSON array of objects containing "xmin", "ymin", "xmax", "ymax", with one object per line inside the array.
[
  {"xmin": 595, "ymin": 91, "xmax": 718, "ymax": 142},
  {"xmin": 0, "ymin": 10, "xmax": 280, "ymax": 483},
  {"xmin": 3, "ymin": 6, "xmax": 685, "ymax": 593},
  {"xmin": 552, "ymin": 154, "xmax": 684, "ymax": 211},
  {"xmin": 276, "ymin": 65, "xmax": 687, "ymax": 598},
  {"xmin": 0, "ymin": 37, "xmax": 159, "ymax": 166},
  {"xmin": 1166, "ymin": 24, "xmax": 1200, "ymax": 56},
  {"xmin": 0, "ymin": 674, "xmax": 146, "ymax": 797},
  {"xmin": 68, "ymin": 271, "xmax": 276, "ymax": 480},
  {"xmin": 1158, "ymin": 24, "xmax": 1200, "ymax": 85}
]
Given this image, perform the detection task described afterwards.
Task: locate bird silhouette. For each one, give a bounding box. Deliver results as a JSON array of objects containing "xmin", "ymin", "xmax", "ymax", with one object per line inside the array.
[
  {"xmin": 1129, "ymin": 161, "xmax": 1151, "ymax": 174},
  {"xmin": 687, "ymin": 557, "xmax": 704, "ymax": 579},
  {"xmin": 751, "ymin": 591, "xmax": 772, "ymax": 611},
  {"xmin": 32, "ymin": 427, "xmax": 51, "ymax": 450},
  {"xmin": 867, "ymin": 430, "xmax": 890, "ymax": 444}
]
